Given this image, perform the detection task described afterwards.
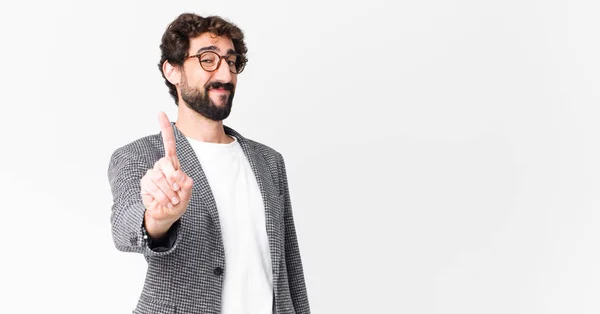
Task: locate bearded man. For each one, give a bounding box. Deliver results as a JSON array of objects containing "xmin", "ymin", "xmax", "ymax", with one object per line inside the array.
[{"xmin": 107, "ymin": 13, "xmax": 310, "ymax": 314}]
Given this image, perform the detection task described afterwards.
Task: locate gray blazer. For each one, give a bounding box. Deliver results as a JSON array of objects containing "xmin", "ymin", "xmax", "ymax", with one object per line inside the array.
[{"xmin": 107, "ymin": 122, "xmax": 310, "ymax": 314}]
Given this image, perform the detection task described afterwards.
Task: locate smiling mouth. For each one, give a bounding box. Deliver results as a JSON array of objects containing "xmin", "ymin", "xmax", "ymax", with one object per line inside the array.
[{"xmin": 209, "ymin": 88, "xmax": 230, "ymax": 93}]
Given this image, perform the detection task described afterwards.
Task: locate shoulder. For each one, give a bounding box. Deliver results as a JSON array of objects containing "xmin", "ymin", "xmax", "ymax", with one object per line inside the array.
[
  {"xmin": 242, "ymin": 137, "xmax": 289, "ymax": 184},
  {"xmin": 109, "ymin": 133, "xmax": 163, "ymax": 166},
  {"xmin": 226, "ymin": 125, "xmax": 284, "ymax": 163},
  {"xmin": 247, "ymin": 137, "xmax": 283, "ymax": 161}
]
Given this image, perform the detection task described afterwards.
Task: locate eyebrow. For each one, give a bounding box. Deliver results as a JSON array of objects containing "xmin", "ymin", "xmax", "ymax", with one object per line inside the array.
[{"xmin": 196, "ymin": 46, "xmax": 237, "ymax": 55}]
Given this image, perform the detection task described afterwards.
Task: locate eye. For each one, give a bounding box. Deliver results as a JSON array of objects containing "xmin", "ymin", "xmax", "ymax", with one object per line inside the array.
[
  {"xmin": 226, "ymin": 60, "xmax": 236, "ymax": 66},
  {"xmin": 199, "ymin": 52, "xmax": 218, "ymax": 64}
]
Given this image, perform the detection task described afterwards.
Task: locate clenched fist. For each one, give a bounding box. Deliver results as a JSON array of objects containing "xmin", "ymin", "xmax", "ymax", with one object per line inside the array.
[{"xmin": 140, "ymin": 112, "xmax": 193, "ymax": 239}]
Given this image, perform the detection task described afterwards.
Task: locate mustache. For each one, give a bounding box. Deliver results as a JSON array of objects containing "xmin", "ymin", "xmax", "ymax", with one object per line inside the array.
[{"xmin": 205, "ymin": 81, "xmax": 234, "ymax": 91}]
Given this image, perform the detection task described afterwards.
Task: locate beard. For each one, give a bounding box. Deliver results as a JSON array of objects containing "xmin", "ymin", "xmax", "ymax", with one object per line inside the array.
[{"xmin": 180, "ymin": 77, "xmax": 235, "ymax": 121}]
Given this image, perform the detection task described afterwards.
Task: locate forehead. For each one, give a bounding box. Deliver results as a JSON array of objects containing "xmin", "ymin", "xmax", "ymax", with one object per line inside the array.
[{"xmin": 188, "ymin": 32, "xmax": 235, "ymax": 54}]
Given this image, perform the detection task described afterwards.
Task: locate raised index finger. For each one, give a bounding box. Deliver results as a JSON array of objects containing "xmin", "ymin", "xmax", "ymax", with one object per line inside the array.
[{"xmin": 158, "ymin": 111, "xmax": 177, "ymax": 158}]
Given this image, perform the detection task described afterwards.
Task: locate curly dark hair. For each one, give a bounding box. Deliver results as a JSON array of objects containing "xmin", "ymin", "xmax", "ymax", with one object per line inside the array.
[{"xmin": 158, "ymin": 13, "xmax": 248, "ymax": 105}]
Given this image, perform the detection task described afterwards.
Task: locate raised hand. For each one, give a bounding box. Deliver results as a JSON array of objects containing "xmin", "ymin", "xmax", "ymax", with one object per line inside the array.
[{"xmin": 140, "ymin": 112, "xmax": 193, "ymax": 239}]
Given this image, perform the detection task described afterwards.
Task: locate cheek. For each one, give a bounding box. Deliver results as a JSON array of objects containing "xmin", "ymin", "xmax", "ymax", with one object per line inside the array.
[{"xmin": 185, "ymin": 70, "xmax": 210, "ymax": 88}]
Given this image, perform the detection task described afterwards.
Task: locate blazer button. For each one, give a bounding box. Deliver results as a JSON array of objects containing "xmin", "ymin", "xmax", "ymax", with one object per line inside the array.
[{"xmin": 214, "ymin": 267, "xmax": 224, "ymax": 276}]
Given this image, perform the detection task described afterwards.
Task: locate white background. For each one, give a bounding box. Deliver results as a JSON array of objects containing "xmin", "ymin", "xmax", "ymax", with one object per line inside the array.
[{"xmin": 0, "ymin": 0, "xmax": 599, "ymax": 313}]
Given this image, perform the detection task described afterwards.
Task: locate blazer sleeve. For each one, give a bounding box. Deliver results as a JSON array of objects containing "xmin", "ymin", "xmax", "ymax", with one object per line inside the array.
[
  {"xmin": 107, "ymin": 146, "xmax": 182, "ymax": 257},
  {"xmin": 279, "ymin": 155, "xmax": 311, "ymax": 313}
]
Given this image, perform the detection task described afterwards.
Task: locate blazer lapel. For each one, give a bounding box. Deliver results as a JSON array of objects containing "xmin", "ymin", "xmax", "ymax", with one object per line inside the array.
[
  {"xmin": 224, "ymin": 125, "xmax": 283, "ymax": 274},
  {"xmin": 169, "ymin": 122, "xmax": 225, "ymax": 252}
]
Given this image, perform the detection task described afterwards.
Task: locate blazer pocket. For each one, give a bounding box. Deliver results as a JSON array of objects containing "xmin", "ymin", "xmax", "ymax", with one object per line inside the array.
[{"xmin": 133, "ymin": 295, "xmax": 176, "ymax": 314}]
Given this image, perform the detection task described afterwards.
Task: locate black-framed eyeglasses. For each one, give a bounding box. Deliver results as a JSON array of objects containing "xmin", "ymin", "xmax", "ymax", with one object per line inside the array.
[{"xmin": 187, "ymin": 51, "xmax": 248, "ymax": 74}]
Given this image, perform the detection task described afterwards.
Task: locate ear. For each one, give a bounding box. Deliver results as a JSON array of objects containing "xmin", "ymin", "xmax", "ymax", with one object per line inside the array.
[{"xmin": 162, "ymin": 60, "xmax": 181, "ymax": 86}]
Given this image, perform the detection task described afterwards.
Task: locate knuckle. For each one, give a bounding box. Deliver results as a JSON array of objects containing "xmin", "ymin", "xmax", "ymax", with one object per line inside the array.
[
  {"xmin": 149, "ymin": 183, "xmax": 159, "ymax": 193},
  {"xmin": 173, "ymin": 170, "xmax": 182, "ymax": 180},
  {"xmin": 166, "ymin": 172, "xmax": 176, "ymax": 181},
  {"xmin": 153, "ymin": 171, "xmax": 164, "ymax": 182}
]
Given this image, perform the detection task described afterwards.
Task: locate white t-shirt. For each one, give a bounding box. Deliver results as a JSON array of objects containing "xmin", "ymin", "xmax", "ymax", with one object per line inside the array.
[{"xmin": 186, "ymin": 134, "xmax": 273, "ymax": 314}]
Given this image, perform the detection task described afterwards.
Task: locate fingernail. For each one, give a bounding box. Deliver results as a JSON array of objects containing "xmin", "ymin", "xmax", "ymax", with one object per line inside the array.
[
  {"xmin": 167, "ymin": 202, "xmax": 173, "ymax": 209},
  {"xmin": 173, "ymin": 183, "xmax": 180, "ymax": 191},
  {"xmin": 172, "ymin": 196, "xmax": 179, "ymax": 204}
]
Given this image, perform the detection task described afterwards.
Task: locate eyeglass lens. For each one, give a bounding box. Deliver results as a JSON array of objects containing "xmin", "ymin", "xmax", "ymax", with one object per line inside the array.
[{"xmin": 199, "ymin": 51, "xmax": 245, "ymax": 73}]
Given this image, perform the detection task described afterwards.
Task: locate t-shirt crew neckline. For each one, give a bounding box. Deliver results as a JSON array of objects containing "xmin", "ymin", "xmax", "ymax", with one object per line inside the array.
[{"xmin": 185, "ymin": 135, "xmax": 239, "ymax": 151}]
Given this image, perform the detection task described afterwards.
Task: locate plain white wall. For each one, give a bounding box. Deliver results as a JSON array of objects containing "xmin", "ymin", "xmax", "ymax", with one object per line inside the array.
[{"xmin": 0, "ymin": 0, "xmax": 599, "ymax": 313}]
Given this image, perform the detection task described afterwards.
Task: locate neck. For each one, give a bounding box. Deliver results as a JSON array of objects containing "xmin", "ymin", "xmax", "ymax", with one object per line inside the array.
[{"xmin": 174, "ymin": 103, "xmax": 233, "ymax": 144}]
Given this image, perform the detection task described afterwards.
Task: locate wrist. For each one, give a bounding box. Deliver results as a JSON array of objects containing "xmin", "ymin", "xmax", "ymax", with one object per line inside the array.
[{"xmin": 144, "ymin": 214, "xmax": 176, "ymax": 240}]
